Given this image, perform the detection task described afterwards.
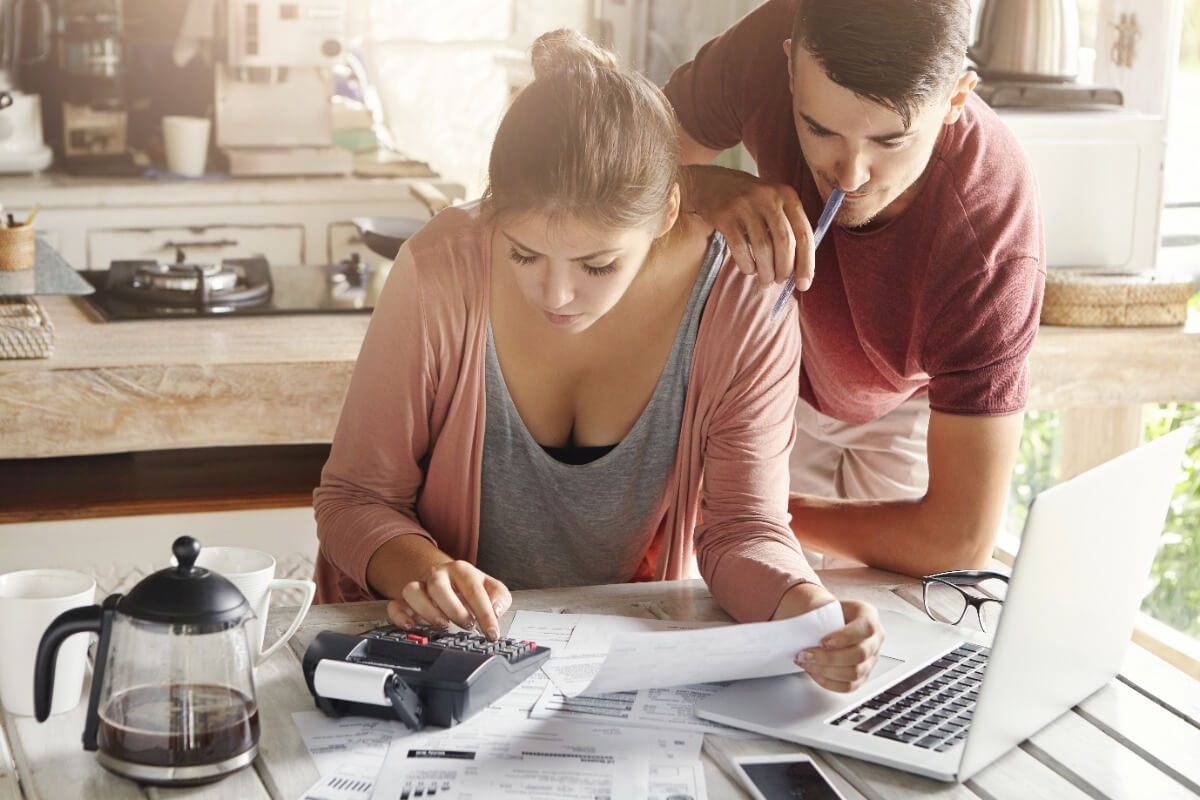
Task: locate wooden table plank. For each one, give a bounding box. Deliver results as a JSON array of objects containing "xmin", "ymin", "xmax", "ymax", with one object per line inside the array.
[
  {"xmin": 4, "ymin": 676, "xmax": 274, "ymax": 799},
  {"xmin": 8, "ymin": 706, "xmax": 273, "ymax": 800},
  {"xmin": 966, "ymin": 746, "xmax": 1094, "ymax": 800},
  {"xmin": 821, "ymin": 752, "xmax": 981, "ymax": 800},
  {"xmin": 1024, "ymin": 709, "xmax": 1197, "ymax": 800},
  {"xmin": 7, "ymin": 708, "xmax": 144, "ymax": 800},
  {"xmin": 145, "ymin": 763, "xmax": 270, "ymax": 800},
  {"xmin": 0, "ymin": 716, "xmax": 21, "ymax": 800},
  {"xmin": 251, "ymin": 645, "xmax": 326, "ymax": 800},
  {"xmin": 1120, "ymin": 644, "xmax": 1200, "ymax": 729},
  {"xmin": 1075, "ymin": 681, "xmax": 1200, "ymax": 795}
]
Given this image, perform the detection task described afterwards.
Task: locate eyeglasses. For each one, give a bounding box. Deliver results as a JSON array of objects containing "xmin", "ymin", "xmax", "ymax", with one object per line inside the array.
[{"xmin": 921, "ymin": 570, "xmax": 1010, "ymax": 632}]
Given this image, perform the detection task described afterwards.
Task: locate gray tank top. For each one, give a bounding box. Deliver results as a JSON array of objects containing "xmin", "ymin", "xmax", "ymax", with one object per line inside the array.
[{"xmin": 476, "ymin": 234, "xmax": 726, "ymax": 589}]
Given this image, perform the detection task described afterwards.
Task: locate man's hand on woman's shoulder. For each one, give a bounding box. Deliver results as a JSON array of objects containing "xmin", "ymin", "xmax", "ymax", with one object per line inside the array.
[{"xmin": 682, "ymin": 163, "xmax": 815, "ymax": 290}]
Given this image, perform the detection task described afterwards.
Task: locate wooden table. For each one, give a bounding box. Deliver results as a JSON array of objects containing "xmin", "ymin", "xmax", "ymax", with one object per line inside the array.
[{"xmin": 3, "ymin": 570, "xmax": 1198, "ymax": 799}]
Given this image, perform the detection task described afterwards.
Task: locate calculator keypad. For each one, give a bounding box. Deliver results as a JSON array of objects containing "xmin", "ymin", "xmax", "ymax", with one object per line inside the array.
[{"xmin": 369, "ymin": 627, "xmax": 537, "ymax": 663}]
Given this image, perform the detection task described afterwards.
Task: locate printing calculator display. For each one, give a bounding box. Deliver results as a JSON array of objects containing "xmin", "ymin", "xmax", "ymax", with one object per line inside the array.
[{"xmin": 302, "ymin": 626, "xmax": 551, "ymax": 730}]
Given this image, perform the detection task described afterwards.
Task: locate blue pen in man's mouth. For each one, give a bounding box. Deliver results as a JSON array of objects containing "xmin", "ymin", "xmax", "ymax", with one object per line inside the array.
[{"xmin": 771, "ymin": 187, "xmax": 845, "ymax": 318}]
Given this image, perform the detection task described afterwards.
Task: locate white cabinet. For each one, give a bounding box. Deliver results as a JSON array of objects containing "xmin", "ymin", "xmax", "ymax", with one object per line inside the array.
[{"xmin": 0, "ymin": 174, "xmax": 462, "ymax": 269}]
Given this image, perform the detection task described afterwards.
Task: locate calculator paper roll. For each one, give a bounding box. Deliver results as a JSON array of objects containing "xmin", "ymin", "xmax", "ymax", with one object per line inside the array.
[{"xmin": 313, "ymin": 660, "xmax": 393, "ymax": 706}]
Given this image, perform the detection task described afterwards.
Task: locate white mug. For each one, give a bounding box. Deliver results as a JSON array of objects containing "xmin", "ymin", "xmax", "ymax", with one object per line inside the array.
[
  {"xmin": 0, "ymin": 92, "xmax": 45, "ymax": 153},
  {"xmin": 162, "ymin": 114, "xmax": 211, "ymax": 177},
  {"xmin": 0, "ymin": 569, "xmax": 96, "ymax": 716},
  {"xmin": 188, "ymin": 547, "xmax": 316, "ymax": 665}
]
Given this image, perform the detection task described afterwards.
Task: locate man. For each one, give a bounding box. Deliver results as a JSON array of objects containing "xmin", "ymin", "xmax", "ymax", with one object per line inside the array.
[{"xmin": 663, "ymin": 0, "xmax": 1045, "ymax": 577}]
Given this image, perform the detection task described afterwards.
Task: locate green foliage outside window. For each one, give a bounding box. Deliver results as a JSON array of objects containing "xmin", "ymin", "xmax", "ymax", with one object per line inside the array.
[
  {"xmin": 1142, "ymin": 402, "xmax": 1200, "ymax": 636},
  {"xmin": 1007, "ymin": 402, "xmax": 1200, "ymax": 639},
  {"xmin": 1005, "ymin": 409, "xmax": 1061, "ymax": 540},
  {"xmin": 1182, "ymin": 0, "xmax": 1200, "ymax": 68},
  {"xmin": 1007, "ymin": 292, "xmax": 1200, "ymax": 639}
]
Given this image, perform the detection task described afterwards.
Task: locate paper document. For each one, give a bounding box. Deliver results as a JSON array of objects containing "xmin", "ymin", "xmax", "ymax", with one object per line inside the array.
[
  {"xmin": 528, "ymin": 678, "xmax": 760, "ymax": 737},
  {"xmin": 293, "ymin": 712, "xmax": 408, "ymax": 800},
  {"xmin": 537, "ymin": 603, "xmax": 844, "ymax": 696},
  {"xmin": 299, "ymin": 770, "xmax": 378, "ymax": 800},
  {"xmin": 369, "ymin": 711, "xmax": 704, "ymax": 800},
  {"xmin": 294, "ymin": 711, "xmax": 406, "ymax": 778}
]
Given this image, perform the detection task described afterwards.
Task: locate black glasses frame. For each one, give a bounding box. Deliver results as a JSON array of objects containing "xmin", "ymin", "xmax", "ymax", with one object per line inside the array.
[{"xmin": 920, "ymin": 569, "xmax": 1010, "ymax": 632}]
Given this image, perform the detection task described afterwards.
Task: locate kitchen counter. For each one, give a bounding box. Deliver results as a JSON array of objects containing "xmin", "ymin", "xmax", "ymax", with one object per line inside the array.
[
  {"xmin": 1, "ymin": 296, "xmax": 1198, "ymax": 462},
  {"xmin": 0, "ymin": 296, "xmax": 369, "ymax": 458}
]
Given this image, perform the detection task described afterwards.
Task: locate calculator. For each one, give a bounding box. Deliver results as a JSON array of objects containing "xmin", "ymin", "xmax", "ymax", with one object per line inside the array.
[{"xmin": 302, "ymin": 625, "xmax": 551, "ymax": 730}]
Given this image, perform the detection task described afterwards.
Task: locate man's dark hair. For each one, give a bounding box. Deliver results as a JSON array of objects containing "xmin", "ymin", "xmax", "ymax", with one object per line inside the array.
[{"xmin": 791, "ymin": 0, "xmax": 971, "ymax": 129}]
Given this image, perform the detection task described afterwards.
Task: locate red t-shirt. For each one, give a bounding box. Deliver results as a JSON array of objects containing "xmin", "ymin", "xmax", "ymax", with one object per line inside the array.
[{"xmin": 663, "ymin": 0, "xmax": 1046, "ymax": 424}]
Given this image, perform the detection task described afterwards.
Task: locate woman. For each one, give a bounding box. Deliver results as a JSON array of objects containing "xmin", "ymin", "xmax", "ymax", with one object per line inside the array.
[{"xmin": 314, "ymin": 29, "xmax": 882, "ymax": 692}]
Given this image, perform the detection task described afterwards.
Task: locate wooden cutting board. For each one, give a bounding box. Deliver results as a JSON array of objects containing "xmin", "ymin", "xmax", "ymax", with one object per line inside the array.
[{"xmin": 1041, "ymin": 269, "xmax": 1195, "ymax": 327}]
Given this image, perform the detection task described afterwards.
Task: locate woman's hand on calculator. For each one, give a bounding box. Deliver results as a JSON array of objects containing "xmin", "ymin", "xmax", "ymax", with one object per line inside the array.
[{"xmin": 386, "ymin": 560, "xmax": 512, "ymax": 641}]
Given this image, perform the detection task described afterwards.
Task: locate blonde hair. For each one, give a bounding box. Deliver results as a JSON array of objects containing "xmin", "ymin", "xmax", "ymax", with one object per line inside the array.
[{"xmin": 483, "ymin": 29, "xmax": 680, "ymax": 231}]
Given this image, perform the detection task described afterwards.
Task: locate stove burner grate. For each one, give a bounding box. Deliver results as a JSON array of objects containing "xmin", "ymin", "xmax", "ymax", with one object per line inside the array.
[{"xmin": 106, "ymin": 257, "xmax": 273, "ymax": 309}]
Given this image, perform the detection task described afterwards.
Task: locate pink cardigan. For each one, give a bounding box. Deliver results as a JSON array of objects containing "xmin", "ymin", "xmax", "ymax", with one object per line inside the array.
[{"xmin": 313, "ymin": 207, "xmax": 819, "ymax": 622}]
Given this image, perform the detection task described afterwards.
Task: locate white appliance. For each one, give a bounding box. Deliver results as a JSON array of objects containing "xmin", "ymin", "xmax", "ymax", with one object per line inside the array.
[
  {"xmin": 0, "ymin": 0, "xmax": 52, "ymax": 173},
  {"xmin": 996, "ymin": 108, "xmax": 1165, "ymax": 272},
  {"xmin": 214, "ymin": 0, "xmax": 351, "ymax": 177},
  {"xmin": 0, "ymin": 90, "xmax": 51, "ymax": 172}
]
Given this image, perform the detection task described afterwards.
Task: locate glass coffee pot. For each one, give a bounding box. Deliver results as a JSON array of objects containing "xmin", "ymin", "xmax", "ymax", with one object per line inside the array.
[{"xmin": 33, "ymin": 536, "xmax": 260, "ymax": 785}]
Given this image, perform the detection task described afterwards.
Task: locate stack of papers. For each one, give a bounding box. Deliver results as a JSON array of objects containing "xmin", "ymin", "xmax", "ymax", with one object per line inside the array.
[{"xmin": 294, "ymin": 604, "xmax": 843, "ymax": 799}]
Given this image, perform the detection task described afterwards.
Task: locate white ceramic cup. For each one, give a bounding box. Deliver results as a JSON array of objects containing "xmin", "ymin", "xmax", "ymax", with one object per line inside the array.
[
  {"xmin": 190, "ymin": 547, "xmax": 315, "ymax": 665},
  {"xmin": 0, "ymin": 92, "xmax": 45, "ymax": 153},
  {"xmin": 0, "ymin": 569, "xmax": 96, "ymax": 716},
  {"xmin": 162, "ymin": 115, "xmax": 211, "ymax": 177}
]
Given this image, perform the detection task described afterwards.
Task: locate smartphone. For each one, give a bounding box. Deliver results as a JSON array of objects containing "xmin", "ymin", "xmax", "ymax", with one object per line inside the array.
[{"xmin": 731, "ymin": 753, "xmax": 847, "ymax": 800}]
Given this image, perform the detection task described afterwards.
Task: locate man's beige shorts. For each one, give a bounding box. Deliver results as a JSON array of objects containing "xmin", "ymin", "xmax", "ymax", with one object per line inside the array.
[{"xmin": 789, "ymin": 393, "xmax": 931, "ymax": 568}]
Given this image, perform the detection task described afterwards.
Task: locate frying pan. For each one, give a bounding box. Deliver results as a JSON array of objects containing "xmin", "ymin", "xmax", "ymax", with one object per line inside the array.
[
  {"xmin": 351, "ymin": 216, "xmax": 426, "ymax": 260},
  {"xmin": 351, "ymin": 182, "xmax": 453, "ymax": 260}
]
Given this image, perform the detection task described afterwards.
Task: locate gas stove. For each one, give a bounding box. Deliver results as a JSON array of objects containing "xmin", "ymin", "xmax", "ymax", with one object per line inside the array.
[{"xmin": 81, "ymin": 250, "xmax": 379, "ymax": 321}]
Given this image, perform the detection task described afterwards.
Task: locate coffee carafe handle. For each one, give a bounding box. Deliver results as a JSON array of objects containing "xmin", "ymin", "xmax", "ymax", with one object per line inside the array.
[{"xmin": 33, "ymin": 604, "xmax": 103, "ymax": 722}]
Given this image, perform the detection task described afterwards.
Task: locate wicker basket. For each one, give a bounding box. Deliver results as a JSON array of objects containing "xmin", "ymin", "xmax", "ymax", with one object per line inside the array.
[
  {"xmin": 0, "ymin": 297, "xmax": 54, "ymax": 358},
  {"xmin": 1041, "ymin": 269, "xmax": 1196, "ymax": 327}
]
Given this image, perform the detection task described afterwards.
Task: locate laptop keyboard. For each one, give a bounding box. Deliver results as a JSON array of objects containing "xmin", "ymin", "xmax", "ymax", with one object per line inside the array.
[{"xmin": 829, "ymin": 643, "xmax": 989, "ymax": 752}]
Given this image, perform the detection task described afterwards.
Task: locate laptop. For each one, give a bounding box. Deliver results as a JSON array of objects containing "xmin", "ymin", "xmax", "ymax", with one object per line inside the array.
[{"xmin": 695, "ymin": 426, "xmax": 1192, "ymax": 782}]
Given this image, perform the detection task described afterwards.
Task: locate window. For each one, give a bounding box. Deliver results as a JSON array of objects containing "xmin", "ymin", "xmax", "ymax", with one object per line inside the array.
[
  {"xmin": 1161, "ymin": 0, "xmax": 1200, "ymax": 286},
  {"xmin": 1005, "ymin": 0, "xmax": 1200, "ymax": 674}
]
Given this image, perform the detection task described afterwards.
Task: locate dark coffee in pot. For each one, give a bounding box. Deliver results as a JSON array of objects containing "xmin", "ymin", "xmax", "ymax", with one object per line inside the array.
[{"xmin": 97, "ymin": 683, "xmax": 259, "ymax": 768}]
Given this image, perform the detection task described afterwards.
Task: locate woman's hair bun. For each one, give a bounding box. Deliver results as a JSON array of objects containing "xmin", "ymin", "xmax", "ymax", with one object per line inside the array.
[{"xmin": 530, "ymin": 28, "xmax": 620, "ymax": 80}]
